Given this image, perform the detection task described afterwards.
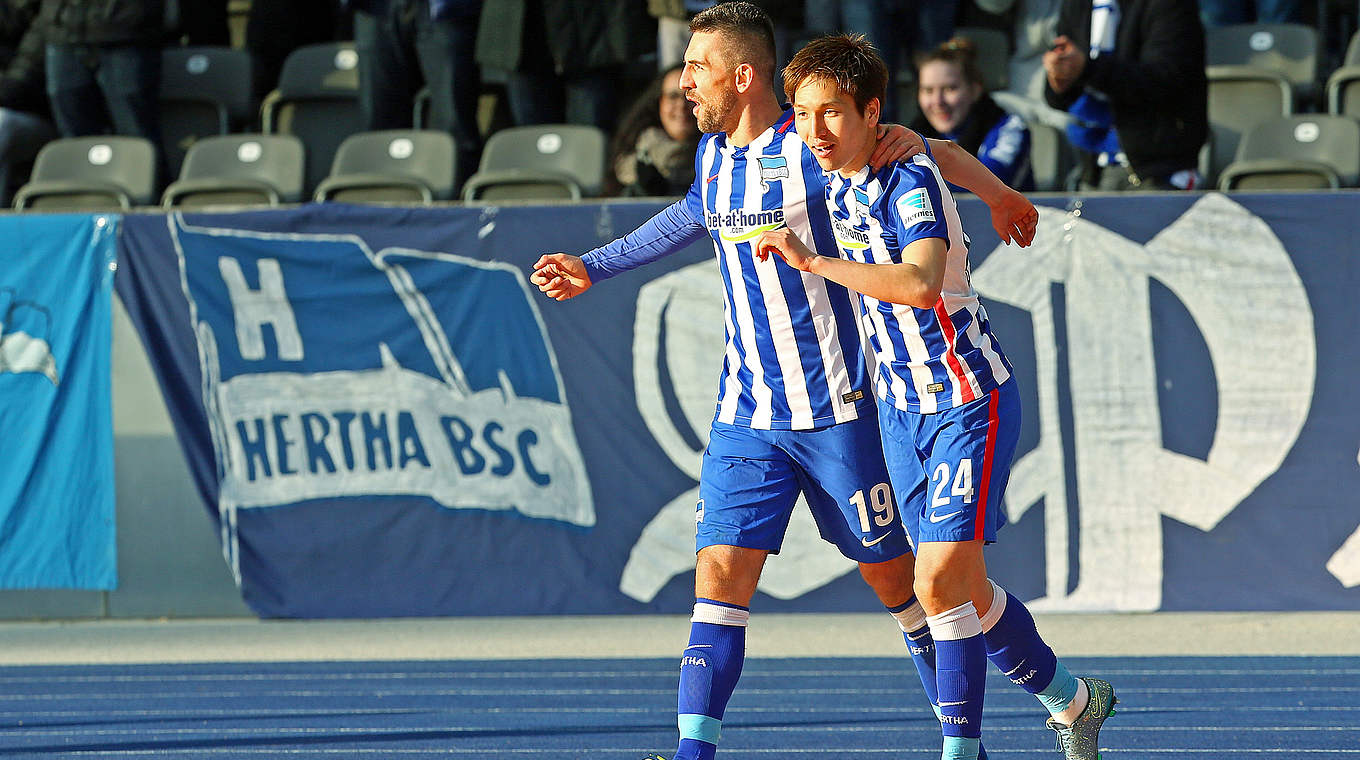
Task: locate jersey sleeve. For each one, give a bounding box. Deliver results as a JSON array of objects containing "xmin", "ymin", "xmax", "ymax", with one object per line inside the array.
[
  {"xmin": 580, "ymin": 138, "xmax": 710, "ymax": 283},
  {"xmin": 976, "ymin": 114, "xmax": 1030, "ymax": 189},
  {"xmin": 883, "ymin": 161, "xmax": 951, "ymax": 248}
]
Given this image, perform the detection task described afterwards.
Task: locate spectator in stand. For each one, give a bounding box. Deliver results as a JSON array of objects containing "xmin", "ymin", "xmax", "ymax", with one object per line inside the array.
[
  {"xmin": 911, "ymin": 37, "xmax": 1032, "ymax": 191},
  {"xmin": 606, "ymin": 63, "xmax": 698, "ymax": 197},
  {"xmin": 1198, "ymin": 0, "xmax": 1301, "ymax": 28},
  {"xmin": 351, "ymin": 0, "xmax": 482, "ymax": 193},
  {"xmin": 246, "ymin": 0, "xmax": 349, "ymax": 105},
  {"xmin": 0, "ymin": 0, "xmax": 55, "ymax": 203},
  {"xmin": 973, "ymin": 0, "xmax": 1063, "ymax": 98},
  {"xmin": 41, "ymin": 0, "xmax": 164, "ymax": 151},
  {"xmin": 475, "ymin": 0, "xmax": 655, "ymax": 130},
  {"xmin": 1043, "ymin": 0, "xmax": 1207, "ymax": 191}
]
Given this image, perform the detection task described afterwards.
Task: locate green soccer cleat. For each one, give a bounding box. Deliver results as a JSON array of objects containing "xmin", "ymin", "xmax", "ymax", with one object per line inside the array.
[
  {"xmin": 1046, "ymin": 677, "xmax": 1118, "ymax": 760},
  {"xmin": 640, "ymin": 755, "xmax": 669, "ymax": 760}
]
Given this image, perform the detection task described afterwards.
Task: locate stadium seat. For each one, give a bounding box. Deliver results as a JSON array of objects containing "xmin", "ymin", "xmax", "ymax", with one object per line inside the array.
[
  {"xmin": 953, "ymin": 26, "xmax": 1010, "ymax": 92},
  {"xmin": 161, "ymin": 134, "xmax": 305, "ymax": 209},
  {"xmin": 314, "ymin": 130, "xmax": 456, "ymax": 204},
  {"xmin": 1217, "ymin": 114, "xmax": 1360, "ymax": 190},
  {"xmin": 461, "ymin": 124, "xmax": 606, "ymax": 202},
  {"xmin": 1206, "ymin": 65, "xmax": 1293, "ymax": 185},
  {"xmin": 1205, "ymin": 23, "xmax": 1319, "ymax": 105},
  {"xmin": 13, "ymin": 136, "xmax": 157, "ymax": 211},
  {"xmin": 159, "ymin": 46, "xmax": 254, "ymax": 179},
  {"xmin": 1327, "ymin": 65, "xmax": 1360, "ymax": 118},
  {"xmin": 261, "ymin": 41, "xmax": 363, "ymax": 196}
]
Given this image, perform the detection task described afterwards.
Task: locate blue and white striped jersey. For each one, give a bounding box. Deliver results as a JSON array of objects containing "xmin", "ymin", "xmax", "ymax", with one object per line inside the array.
[
  {"xmin": 823, "ymin": 153, "xmax": 1012, "ymax": 414},
  {"xmin": 581, "ymin": 108, "xmax": 872, "ymax": 430}
]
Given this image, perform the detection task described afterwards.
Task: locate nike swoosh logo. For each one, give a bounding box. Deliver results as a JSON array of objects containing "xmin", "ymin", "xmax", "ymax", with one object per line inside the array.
[
  {"xmin": 929, "ymin": 510, "xmax": 963, "ymax": 523},
  {"xmin": 688, "ymin": 645, "xmax": 714, "ymax": 649},
  {"xmin": 861, "ymin": 534, "xmax": 889, "ymax": 547},
  {"xmin": 706, "ymin": 173, "xmax": 721, "ymax": 183},
  {"xmin": 938, "ymin": 700, "xmax": 969, "ymax": 707}
]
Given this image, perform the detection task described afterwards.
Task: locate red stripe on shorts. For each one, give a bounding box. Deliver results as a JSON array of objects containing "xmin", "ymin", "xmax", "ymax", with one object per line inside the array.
[{"xmin": 974, "ymin": 388, "xmax": 999, "ymax": 541}]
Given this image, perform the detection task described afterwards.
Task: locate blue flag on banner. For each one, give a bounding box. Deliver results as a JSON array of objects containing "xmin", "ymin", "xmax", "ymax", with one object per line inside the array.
[{"xmin": 0, "ymin": 214, "xmax": 117, "ymax": 589}]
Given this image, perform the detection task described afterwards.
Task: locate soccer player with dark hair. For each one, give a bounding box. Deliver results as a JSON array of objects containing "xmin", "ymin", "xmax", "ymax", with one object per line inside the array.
[
  {"xmin": 758, "ymin": 33, "xmax": 1117, "ymax": 760},
  {"xmin": 529, "ymin": 4, "xmax": 1035, "ymax": 759}
]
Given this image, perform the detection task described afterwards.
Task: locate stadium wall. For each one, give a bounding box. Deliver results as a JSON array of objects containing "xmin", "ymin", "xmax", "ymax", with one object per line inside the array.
[{"xmin": 0, "ymin": 192, "xmax": 1356, "ymax": 619}]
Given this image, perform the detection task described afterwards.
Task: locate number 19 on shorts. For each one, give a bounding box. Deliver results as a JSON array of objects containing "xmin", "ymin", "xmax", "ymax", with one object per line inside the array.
[{"xmin": 850, "ymin": 482, "xmax": 894, "ymax": 533}]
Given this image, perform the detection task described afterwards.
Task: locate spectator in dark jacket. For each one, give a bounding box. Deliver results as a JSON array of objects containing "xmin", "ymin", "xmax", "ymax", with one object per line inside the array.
[
  {"xmin": 0, "ymin": 0, "xmax": 55, "ymax": 201},
  {"xmin": 41, "ymin": 0, "xmax": 165, "ymax": 167},
  {"xmin": 475, "ymin": 0, "xmax": 655, "ymax": 129},
  {"xmin": 1043, "ymin": 0, "xmax": 1207, "ymax": 190},
  {"xmin": 606, "ymin": 63, "xmax": 698, "ymax": 197},
  {"xmin": 351, "ymin": 0, "xmax": 482, "ymax": 192}
]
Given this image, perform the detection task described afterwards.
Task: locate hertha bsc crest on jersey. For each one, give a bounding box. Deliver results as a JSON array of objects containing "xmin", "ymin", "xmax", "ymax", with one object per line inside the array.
[{"xmin": 757, "ymin": 155, "xmax": 790, "ymax": 191}]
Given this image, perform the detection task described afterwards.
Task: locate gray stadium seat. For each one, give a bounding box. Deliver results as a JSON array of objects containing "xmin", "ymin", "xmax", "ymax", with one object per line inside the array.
[
  {"xmin": 462, "ymin": 124, "xmax": 606, "ymax": 202},
  {"xmin": 160, "ymin": 46, "xmax": 254, "ymax": 178},
  {"xmin": 1327, "ymin": 65, "xmax": 1360, "ymax": 118},
  {"xmin": 13, "ymin": 137, "xmax": 157, "ymax": 211},
  {"xmin": 1218, "ymin": 114, "xmax": 1360, "ymax": 190},
  {"xmin": 1206, "ymin": 65, "xmax": 1293, "ymax": 185},
  {"xmin": 261, "ymin": 41, "xmax": 363, "ymax": 196},
  {"xmin": 1205, "ymin": 23, "xmax": 1318, "ymax": 104},
  {"xmin": 161, "ymin": 134, "xmax": 305, "ymax": 208},
  {"xmin": 953, "ymin": 26, "xmax": 1010, "ymax": 92},
  {"xmin": 314, "ymin": 130, "xmax": 456, "ymax": 204}
]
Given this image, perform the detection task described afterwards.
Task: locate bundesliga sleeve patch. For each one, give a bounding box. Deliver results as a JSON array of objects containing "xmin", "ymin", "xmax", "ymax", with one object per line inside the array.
[{"xmin": 896, "ymin": 186, "xmax": 936, "ymax": 228}]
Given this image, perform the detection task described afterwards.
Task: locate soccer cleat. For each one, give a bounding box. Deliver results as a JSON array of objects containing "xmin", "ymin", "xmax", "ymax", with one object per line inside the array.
[
  {"xmin": 640, "ymin": 755, "xmax": 669, "ymax": 760},
  {"xmin": 1045, "ymin": 677, "xmax": 1117, "ymax": 760}
]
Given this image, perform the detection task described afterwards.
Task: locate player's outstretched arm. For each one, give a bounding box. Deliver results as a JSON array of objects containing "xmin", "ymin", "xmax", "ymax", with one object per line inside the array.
[
  {"xmin": 755, "ymin": 229, "xmax": 945, "ymax": 309},
  {"xmin": 926, "ymin": 138, "xmax": 1038, "ymax": 247},
  {"xmin": 530, "ymin": 253, "xmax": 593, "ymax": 301}
]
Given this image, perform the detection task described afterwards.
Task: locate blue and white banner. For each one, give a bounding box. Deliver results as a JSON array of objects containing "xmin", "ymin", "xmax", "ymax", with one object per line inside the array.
[
  {"xmin": 0, "ymin": 214, "xmax": 117, "ymax": 589},
  {"xmin": 116, "ymin": 197, "xmax": 1360, "ymax": 617}
]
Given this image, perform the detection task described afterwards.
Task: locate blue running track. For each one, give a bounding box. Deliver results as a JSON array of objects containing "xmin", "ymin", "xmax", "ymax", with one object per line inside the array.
[{"xmin": 0, "ymin": 656, "xmax": 1355, "ymax": 757}]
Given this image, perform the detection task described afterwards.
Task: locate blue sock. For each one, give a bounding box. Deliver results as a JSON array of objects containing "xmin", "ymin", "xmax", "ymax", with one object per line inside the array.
[
  {"xmin": 890, "ymin": 597, "xmax": 939, "ymax": 709},
  {"xmin": 977, "ymin": 580, "xmax": 1079, "ymax": 716},
  {"xmin": 674, "ymin": 599, "xmax": 748, "ymax": 760},
  {"xmin": 892, "ymin": 598, "xmax": 989, "ymax": 760},
  {"xmin": 929, "ymin": 601, "xmax": 986, "ymax": 760}
]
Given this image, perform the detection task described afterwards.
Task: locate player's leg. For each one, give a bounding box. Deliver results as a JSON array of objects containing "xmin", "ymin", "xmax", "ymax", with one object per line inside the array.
[
  {"xmin": 913, "ymin": 539, "xmax": 990, "ymax": 760},
  {"xmin": 783, "ymin": 415, "xmax": 946, "ymax": 720},
  {"xmin": 964, "ymin": 383, "xmax": 1116, "ymax": 759},
  {"xmin": 663, "ymin": 423, "xmax": 803, "ymax": 760}
]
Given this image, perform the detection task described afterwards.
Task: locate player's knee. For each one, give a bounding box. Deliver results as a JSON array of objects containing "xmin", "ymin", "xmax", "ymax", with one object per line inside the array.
[
  {"xmin": 695, "ymin": 546, "xmax": 765, "ymax": 604},
  {"xmin": 857, "ymin": 555, "xmax": 915, "ymax": 600}
]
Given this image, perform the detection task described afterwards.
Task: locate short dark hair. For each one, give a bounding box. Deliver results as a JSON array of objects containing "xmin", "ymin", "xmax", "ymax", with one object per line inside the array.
[
  {"xmin": 689, "ymin": 1, "xmax": 776, "ymax": 80},
  {"xmin": 782, "ymin": 34, "xmax": 888, "ymax": 115}
]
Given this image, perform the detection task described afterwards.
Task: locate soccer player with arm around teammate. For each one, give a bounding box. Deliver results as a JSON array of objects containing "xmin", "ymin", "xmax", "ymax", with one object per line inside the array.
[
  {"xmin": 757, "ymin": 34, "xmax": 1117, "ymax": 760},
  {"xmin": 529, "ymin": 5, "xmax": 1034, "ymax": 760}
]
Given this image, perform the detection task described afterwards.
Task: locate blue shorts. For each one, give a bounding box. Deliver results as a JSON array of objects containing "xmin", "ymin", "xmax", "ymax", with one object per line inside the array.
[
  {"xmin": 697, "ymin": 412, "xmax": 912, "ymax": 563},
  {"xmin": 880, "ymin": 381, "xmax": 1021, "ymax": 546}
]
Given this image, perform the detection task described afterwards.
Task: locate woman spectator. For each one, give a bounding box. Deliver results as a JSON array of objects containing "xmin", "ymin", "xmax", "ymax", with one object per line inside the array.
[
  {"xmin": 607, "ymin": 64, "xmax": 699, "ymax": 197},
  {"xmin": 911, "ymin": 37, "xmax": 1032, "ymax": 191}
]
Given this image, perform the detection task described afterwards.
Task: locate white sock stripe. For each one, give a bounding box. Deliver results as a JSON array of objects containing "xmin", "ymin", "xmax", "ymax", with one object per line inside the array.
[
  {"xmin": 978, "ymin": 579, "xmax": 1007, "ymax": 633},
  {"xmin": 926, "ymin": 601, "xmax": 983, "ymax": 641},
  {"xmin": 890, "ymin": 600, "xmax": 928, "ymax": 633},
  {"xmin": 692, "ymin": 602, "xmax": 750, "ymax": 627}
]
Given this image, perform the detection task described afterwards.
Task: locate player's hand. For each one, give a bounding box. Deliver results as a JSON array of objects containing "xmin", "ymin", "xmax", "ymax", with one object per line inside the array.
[
  {"xmin": 989, "ymin": 187, "xmax": 1039, "ymax": 247},
  {"xmin": 755, "ymin": 228, "xmax": 817, "ymax": 271},
  {"xmin": 530, "ymin": 253, "xmax": 592, "ymax": 300},
  {"xmin": 870, "ymin": 124, "xmax": 925, "ymax": 169}
]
